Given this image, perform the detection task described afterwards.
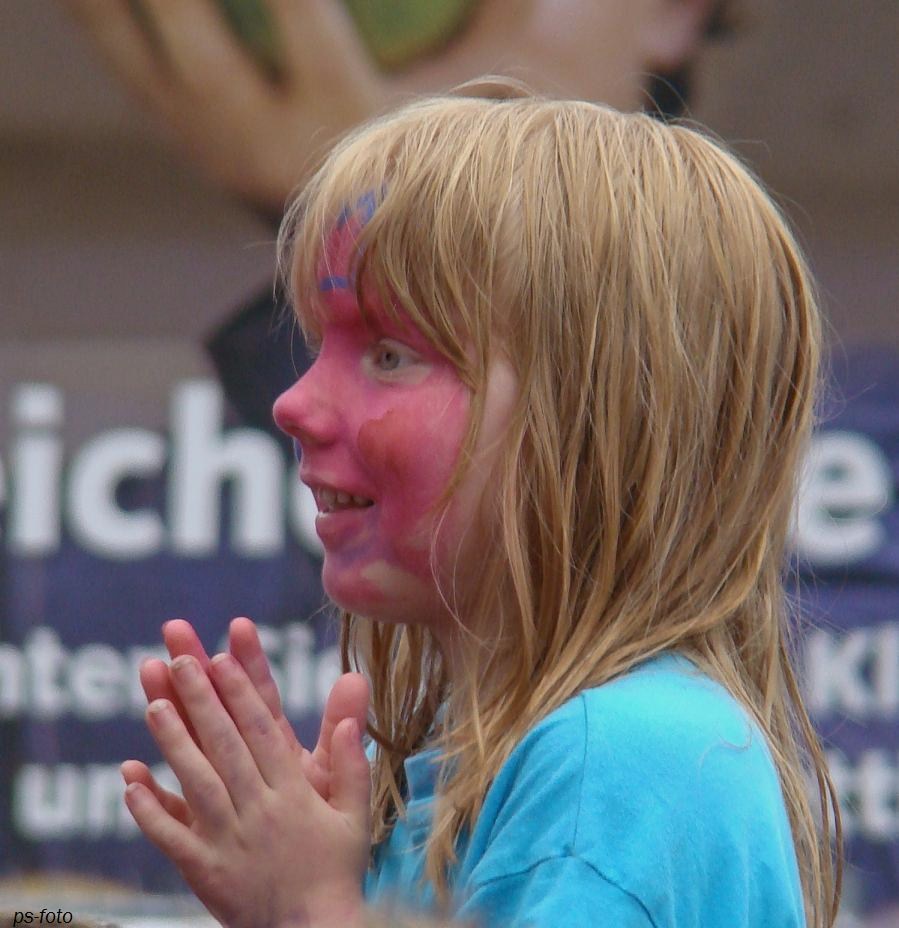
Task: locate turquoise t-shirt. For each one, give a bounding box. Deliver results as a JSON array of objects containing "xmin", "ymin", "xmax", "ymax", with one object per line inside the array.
[{"xmin": 364, "ymin": 653, "xmax": 805, "ymax": 927}]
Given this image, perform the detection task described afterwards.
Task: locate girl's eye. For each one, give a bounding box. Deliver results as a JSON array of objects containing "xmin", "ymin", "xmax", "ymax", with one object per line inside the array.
[{"xmin": 372, "ymin": 341, "xmax": 413, "ymax": 373}]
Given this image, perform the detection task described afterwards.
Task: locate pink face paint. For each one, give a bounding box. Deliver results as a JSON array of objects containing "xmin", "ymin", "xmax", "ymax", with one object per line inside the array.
[{"xmin": 274, "ymin": 199, "xmax": 518, "ymax": 639}]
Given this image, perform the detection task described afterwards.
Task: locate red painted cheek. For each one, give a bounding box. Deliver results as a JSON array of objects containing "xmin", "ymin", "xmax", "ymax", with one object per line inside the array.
[{"xmin": 357, "ymin": 390, "xmax": 469, "ymax": 553}]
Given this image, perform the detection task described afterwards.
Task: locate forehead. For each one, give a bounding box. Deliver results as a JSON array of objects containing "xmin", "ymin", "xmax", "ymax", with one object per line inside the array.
[
  {"xmin": 317, "ymin": 191, "xmax": 378, "ymax": 290},
  {"xmin": 302, "ymin": 191, "xmax": 460, "ymax": 360},
  {"xmin": 315, "ymin": 212, "xmax": 431, "ymax": 350},
  {"xmin": 301, "ymin": 194, "xmax": 375, "ymax": 332},
  {"xmin": 310, "ymin": 191, "xmax": 429, "ymax": 342}
]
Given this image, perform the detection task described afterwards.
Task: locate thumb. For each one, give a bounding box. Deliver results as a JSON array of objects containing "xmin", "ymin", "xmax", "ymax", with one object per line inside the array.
[{"xmin": 329, "ymin": 717, "xmax": 371, "ymax": 827}]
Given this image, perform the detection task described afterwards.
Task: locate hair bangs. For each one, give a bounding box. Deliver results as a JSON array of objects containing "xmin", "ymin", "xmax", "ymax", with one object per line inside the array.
[{"xmin": 278, "ymin": 101, "xmax": 499, "ymax": 385}]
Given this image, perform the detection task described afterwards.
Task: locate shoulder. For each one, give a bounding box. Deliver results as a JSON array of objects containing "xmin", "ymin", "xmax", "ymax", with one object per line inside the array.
[
  {"xmin": 580, "ymin": 652, "xmax": 774, "ymax": 793},
  {"xmin": 573, "ymin": 654, "xmax": 790, "ymax": 849},
  {"xmin": 461, "ymin": 654, "xmax": 804, "ymax": 925},
  {"xmin": 498, "ymin": 652, "xmax": 772, "ymax": 807}
]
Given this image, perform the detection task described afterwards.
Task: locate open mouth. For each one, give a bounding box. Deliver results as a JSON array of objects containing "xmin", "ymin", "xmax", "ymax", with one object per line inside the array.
[{"xmin": 315, "ymin": 488, "xmax": 375, "ymax": 514}]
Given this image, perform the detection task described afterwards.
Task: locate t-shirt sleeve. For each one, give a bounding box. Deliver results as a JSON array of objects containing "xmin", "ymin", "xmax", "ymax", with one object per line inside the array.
[{"xmin": 455, "ymin": 855, "xmax": 655, "ymax": 928}]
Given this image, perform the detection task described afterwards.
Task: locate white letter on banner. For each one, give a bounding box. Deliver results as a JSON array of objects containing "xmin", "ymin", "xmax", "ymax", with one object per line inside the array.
[
  {"xmin": 13, "ymin": 764, "xmax": 81, "ymax": 839},
  {"xmin": 69, "ymin": 644, "xmax": 128, "ymax": 720},
  {"xmin": 26, "ymin": 627, "xmax": 69, "ymax": 719},
  {"xmin": 873, "ymin": 623, "xmax": 899, "ymax": 715},
  {"xmin": 793, "ymin": 431, "xmax": 892, "ymax": 565},
  {"xmin": 168, "ymin": 380, "xmax": 284, "ymax": 556},
  {"xmin": 9, "ymin": 384, "xmax": 64, "ymax": 555},
  {"xmin": 67, "ymin": 429, "xmax": 166, "ymax": 558},
  {"xmin": 805, "ymin": 628, "xmax": 872, "ymax": 717},
  {"xmin": 855, "ymin": 750, "xmax": 898, "ymax": 841}
]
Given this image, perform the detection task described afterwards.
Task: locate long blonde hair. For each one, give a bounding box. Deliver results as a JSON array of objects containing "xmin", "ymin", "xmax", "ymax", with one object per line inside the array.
[{"xmin": 278, "ymin": 84, "xmax": 842, "ymax": 926}]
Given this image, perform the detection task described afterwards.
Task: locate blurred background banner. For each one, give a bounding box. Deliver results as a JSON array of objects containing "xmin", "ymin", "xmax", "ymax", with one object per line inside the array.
[
  {"xmin": 789, "ymin": 346, "xmax": 899, "ymax": 918},
  {"xmin": 1, "ymin": 0, "xmax": 897, "ymax": 924}
]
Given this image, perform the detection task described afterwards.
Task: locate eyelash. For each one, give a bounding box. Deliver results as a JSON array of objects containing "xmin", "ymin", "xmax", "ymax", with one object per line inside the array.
[{"xmin": 305, "ymin": 339, "xmax": 413, "ymax": 373}]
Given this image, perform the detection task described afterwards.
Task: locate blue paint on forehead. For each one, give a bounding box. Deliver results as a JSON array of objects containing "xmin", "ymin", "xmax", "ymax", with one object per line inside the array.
[
  {"xmin": 333, "ymin": 190, "xmax": 378, "ymax": 231},
  {"xmin": 318, "ymin": 275, "xmax": 352, "ymax": 293},
  {"xmin": 355, "ymin": 189, "xmax": 378, "ymax": 223},
  {"xmin": 334, "ymin": 204, "xmax": 353, "ymax": 230},
  {"xmin": 318, "ymin": 189, "xmax": 382, "ymax": 293}
]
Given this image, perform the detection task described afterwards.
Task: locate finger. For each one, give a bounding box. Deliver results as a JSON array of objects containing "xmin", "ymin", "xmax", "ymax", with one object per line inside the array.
[
  {"xmin": 228, "ymin": 617, "xmax": 303, "ymax": 754},
  {"xmin": 145, "ymin": 697, "xmax": 235, "ymax": 830},
  {"xmin": 140, "ymin": 657, "xmax": 199, "ymax": 743},
  {"xmin": 209, "ymin": 654, "xmax": 297, "ymax": 789},
  {"xmin": 169, "ymin": 656, "xmax": 264, "ymax": 805},
  {"xmin": 268, "ymin": 0, "xmax": 379, "ymax": 89},
  {"xmin": 312, "ymin": 673, "xmax": 370, "ymax": 775},
  {"xmin": 328, "ymin": 717, "xmax": 370, "ymax": 830},
  {"xmin": 160, "ymin": 620, "xmax": 213, "ymax": 741},
  {"xmin": 141, "ymin": 0, "xmax": 268, "ymax": 100},
  {"xmin": 140, "ymin": 656, "xmax": 177, "ymax": 704},
  {"xmin": 62, "ymin": 0, "xmax": 170, "ymax": 109},
  {"xmin": 121, "ymin": 759, "xmax": 192, "ymax": 826},
  {"xmin": 228, "ymin": 617, "xmax": 284, "ymax": 720},
  {"xmin": 162, "ymin": 619, "xmax": 212, "ymax": 670},
  {"xmin": 299, "ymin": 745, "xmax": 329, "ymax": 798},
  {"xmin": 123, "ymin": 778, "xmax": 209, "ymax": 873},
  {"xmin": 142, "ymin": 619, "xmax": 210, "ymax": 711}
]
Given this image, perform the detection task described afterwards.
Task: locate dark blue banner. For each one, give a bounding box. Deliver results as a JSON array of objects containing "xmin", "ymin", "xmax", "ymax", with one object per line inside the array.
[{"xmin": 1, "ymin": 343, "xmax": 897, "ymax": 917}]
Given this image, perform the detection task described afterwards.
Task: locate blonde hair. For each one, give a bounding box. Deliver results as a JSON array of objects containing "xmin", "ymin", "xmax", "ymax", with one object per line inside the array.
[{"xmin": 278, "ymin": 83, "xmax": 842, "ymax": 926}]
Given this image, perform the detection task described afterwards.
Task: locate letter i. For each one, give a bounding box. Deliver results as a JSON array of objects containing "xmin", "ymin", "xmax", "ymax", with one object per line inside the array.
[{"xmin": 9, "ymin": 384, "xmax": 64, "ymax": 555}]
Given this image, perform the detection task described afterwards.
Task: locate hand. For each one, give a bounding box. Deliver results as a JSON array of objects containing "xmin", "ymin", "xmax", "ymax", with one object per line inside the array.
[
  {"xmin": 60, "ymin": 0, "xmax": 630, "ymax": 215},
  {"xmin": 124, "ymin": 652, "xmax": 371, "ymax": 928},
  {"xmin": 62, "ymin": 0, "xmax": 389, "ymax": 213},
  {"xmin": 126, "ymin": 617, "xmax": 369, "ymax": 822}
]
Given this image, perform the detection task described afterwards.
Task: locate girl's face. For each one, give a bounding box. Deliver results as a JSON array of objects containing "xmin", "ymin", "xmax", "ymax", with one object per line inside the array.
[{"xmin": 273, "ymin": 218, "xmax": 517, "ymax": 643}]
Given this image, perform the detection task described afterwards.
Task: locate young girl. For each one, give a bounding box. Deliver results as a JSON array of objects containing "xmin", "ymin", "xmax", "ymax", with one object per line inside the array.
[{"xmin": 122, "ymin": 85, "xmax": 843, "ymax": 927}]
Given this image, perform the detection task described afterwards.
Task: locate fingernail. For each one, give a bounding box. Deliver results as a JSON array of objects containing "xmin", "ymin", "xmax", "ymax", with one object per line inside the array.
[
  {"xmin": 172, "ymin": 656, "xmax": 197, "ymax": 678},
  {"xmin": 211, "ymin": 653, "xmax": 235, "ymax": 675},
  {"xmin": 148, "ymin": 699, "xmax": 171, "ymax": 717}
]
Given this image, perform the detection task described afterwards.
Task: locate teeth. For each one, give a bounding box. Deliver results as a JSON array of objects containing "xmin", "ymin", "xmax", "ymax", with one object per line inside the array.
[{"xmin": 317, "ymin": 487, "xmax": 373, "ymax": 512}]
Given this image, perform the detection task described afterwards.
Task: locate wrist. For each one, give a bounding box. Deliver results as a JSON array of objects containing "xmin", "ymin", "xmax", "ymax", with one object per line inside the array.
[{"xmin": 299, "ymin": 888, "xmax": 366, "ymax": 928}]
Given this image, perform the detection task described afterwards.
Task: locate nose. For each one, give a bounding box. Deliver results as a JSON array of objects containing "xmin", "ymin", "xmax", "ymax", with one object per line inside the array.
[{"xmin": 272, "ymin": 372, "xmax": 338, "ymax": 450}]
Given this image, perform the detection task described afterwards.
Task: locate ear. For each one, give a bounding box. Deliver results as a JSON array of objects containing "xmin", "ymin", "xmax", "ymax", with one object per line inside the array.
[{"xmin": 640, "ymin": 0, "xmax": 718, "ymax": 73}]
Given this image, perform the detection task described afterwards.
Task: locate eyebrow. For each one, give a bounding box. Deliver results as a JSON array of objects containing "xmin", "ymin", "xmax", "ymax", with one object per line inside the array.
[{"xmin": 312, "ymin": 274, "xmax": 378, "ymax": 333}]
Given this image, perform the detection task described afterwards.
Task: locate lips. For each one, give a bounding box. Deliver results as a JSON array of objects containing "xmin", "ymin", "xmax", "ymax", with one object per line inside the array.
[{"xmin": 314, "ymin": 496, "xmax": 377, "ymax": 548}]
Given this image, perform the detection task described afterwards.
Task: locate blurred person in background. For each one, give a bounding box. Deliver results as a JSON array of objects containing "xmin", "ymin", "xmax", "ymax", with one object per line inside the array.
[{"xmin": 62, "ymin": 0, "xmax": 731, "ymax": 436}]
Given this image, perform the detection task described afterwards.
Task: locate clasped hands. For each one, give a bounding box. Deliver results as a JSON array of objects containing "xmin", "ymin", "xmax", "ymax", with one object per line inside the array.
[{"xmin": 122, "ymin": 618, "xmax": 371, "ymax": 928}]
